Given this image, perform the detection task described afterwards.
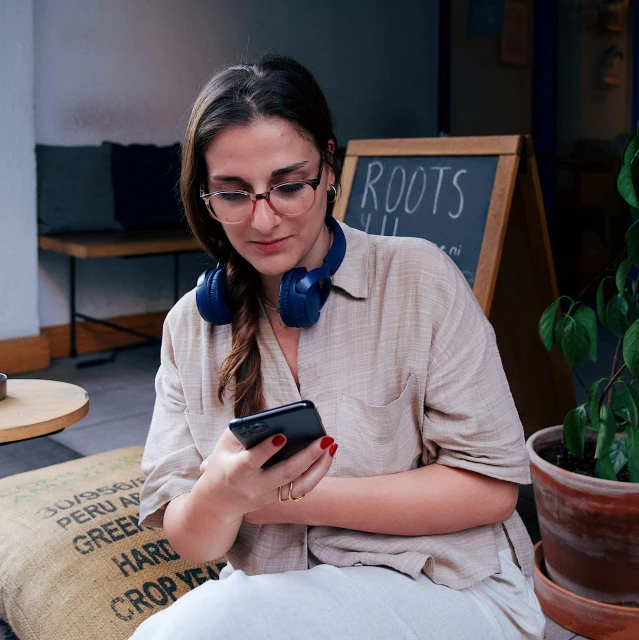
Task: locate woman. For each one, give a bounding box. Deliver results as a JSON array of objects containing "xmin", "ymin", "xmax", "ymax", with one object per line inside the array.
[{"xmin": 133, "ymin": 54, "xmax": 545, "ymax": 639}]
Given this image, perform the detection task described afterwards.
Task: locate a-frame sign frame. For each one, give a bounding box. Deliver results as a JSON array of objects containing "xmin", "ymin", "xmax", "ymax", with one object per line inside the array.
[{"xmin": 333, "ymin": 135, "xmax": 575, "ymax": 433}]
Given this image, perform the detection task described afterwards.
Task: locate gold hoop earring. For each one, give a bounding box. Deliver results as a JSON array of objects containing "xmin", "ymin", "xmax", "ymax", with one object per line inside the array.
[{"xmin": 327, "ymin": 184, "xmax": 337, "ymax": 204}]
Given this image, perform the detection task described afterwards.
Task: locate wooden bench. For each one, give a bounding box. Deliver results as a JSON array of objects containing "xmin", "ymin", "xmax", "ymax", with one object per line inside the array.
[{"xmin": 39, "ymin": 228, "xmax": 202, "ymax": 359}]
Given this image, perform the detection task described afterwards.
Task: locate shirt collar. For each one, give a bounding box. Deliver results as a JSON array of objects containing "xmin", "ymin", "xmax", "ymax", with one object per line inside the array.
[{"xmin": 331, "ymin": 221, "xmax": 369, "ymax": 299}]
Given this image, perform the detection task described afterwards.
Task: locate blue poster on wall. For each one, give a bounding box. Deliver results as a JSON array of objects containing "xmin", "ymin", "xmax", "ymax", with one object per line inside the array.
[{"xmin": 467, "ymin": 0, "xmax": 505, "ymax": 37}]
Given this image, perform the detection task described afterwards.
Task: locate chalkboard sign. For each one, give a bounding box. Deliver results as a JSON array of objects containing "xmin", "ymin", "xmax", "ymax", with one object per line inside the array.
[
  {"xmin": 343, "ymin": 155, "xmax": 499, "ymax": 288},
  {"xmin": 333, "ymin": 136, "xmax": 575, "ymax": 433}
]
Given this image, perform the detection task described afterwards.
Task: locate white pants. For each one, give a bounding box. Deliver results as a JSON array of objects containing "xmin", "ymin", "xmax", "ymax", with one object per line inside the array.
[{"xmin": 130, "ymin": 548, "xmax": 545, "ymax": 640}]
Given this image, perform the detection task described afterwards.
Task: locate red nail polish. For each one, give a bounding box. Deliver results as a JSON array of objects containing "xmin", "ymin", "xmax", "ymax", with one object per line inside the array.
[
  {"xmin": 329, "ymin": 443, "xmax": 338, "ymax": 457},
  {"xmin": 320, "ymin": 436, "xmax": 334, "ymax": 450},
  {"xmin": 272, "ymin": 435, "xmax": 286, "ymax": 447}
]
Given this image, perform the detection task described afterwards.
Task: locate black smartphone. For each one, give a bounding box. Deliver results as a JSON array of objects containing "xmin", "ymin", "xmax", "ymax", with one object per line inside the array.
[{"xmin": 229, "ymin": 400, "xmax": 327, "ymax": 469}]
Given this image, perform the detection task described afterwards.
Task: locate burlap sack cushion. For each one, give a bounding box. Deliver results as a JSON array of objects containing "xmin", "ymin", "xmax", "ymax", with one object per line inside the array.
[{"xmin": 0, "ymin": 447, "xmax": 226, "ymax": 640}]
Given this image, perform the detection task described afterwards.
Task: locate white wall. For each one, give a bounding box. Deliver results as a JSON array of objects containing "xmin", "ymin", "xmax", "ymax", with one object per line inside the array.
[
  {"xmin": 0, "ymin": 0, "xmax": 39, "ymax": 342},
  {"xmin": 35, "ymin": 0, "xmax": 439, "ymax": 327}
]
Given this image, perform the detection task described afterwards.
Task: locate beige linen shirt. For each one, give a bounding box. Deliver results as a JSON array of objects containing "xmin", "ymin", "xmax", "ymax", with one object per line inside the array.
[{"xmin": 139, "ymin": 221, "xmax": 534, "ymax": 590}]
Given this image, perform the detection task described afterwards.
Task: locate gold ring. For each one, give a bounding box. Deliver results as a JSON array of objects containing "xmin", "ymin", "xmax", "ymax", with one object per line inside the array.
[
  {"xmin": 288, "ymin": 481, "xmax": 305, "ymax": 501},
  {"xmin": 278, "ymin": 482, "xmax": 305, "ymax": 502}
]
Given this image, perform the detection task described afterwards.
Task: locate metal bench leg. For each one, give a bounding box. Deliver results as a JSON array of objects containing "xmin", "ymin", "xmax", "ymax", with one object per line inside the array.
[{"xmin": 70, "ymin": 256, "xmax": 77, "ymax": 358}]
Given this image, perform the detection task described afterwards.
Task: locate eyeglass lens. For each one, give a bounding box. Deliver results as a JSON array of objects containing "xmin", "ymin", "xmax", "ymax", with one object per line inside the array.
[{"xmin": 208, "ymin": 182, "xmax": 317, "ymax": 223}]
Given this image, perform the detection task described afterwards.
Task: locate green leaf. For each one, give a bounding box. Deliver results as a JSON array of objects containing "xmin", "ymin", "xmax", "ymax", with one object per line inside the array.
[
  {"xmin": 626, "ymin": 383, "xmax": 639, "ymax": 412},
  {"xmin": 626, "ymin": 219, "xmax": 639, "ymax": 268},
  {"xmin": 632, "ymin": 206, "xmax": 639, "ymax": 222},
  {"xmin": 595, "ymin": 403, "xmax": 617, "ymax": 459},
  {"xmin": 609, "ymin": 438, "xmax": 628, "ymax": 474},
  {"xmin": 626, "ymin": 424, "xmax": 639, "ymax": 482},
  {"xmin": 616, "ymin": 258, "xmax": 633, "ymax": 294},
  {"xmin": 596, "ymin": 277, "xmax": 614, "ymax": 329},
  {"xmin": 618, "ymin": 159, "xmax": 639, "ymax": 208},
  {"xmin": 554, "ymin": 316, "xmax": 565, "ymax": 352},
  {"xmin": 560, "ymin": 316, "xmax": 591, "ymax": 368},
  {"xmin": 563, "ymin": 404, "xmax": 587, "ymax": 458},
  {"xmin": 588, "ymin": 378, "xmax": 608, "ymax": 431},
  {"xmin": 623, "ymin": 319, "xmax": 639, "ymax": 378},
  {"xmin": 628, "ymin": 153, "xmax": 639, "ymax": 210},
  {"xmin": 612, "ymin": 381, "xmax": 638, "ymax": 429},
  {"xmin": 632, "ymin": 153, "xmax": 639, "ymax": 207},
  {"xmin": 621, "ymin": 131, "xmax": 639, "ymax": 167},
  {"xmin": 596, "ymin": 454, "xmax": 618, "ymax": 481},
  {"xmin": 606, "ymin": 294, "xmax": 630, "ymax": 337},
  {"xmin": 539, "ymin": 299, "xmax": 560, "ymax": 352},
  {"xmin": 632, "ymin": 289, "xmax": 639, "ymax": 324},
  {"xmin": 625, "ymin": 380, "xmax": 639, "ymax": 482},
  {"xmin": 574, "ymin": 305, "xmax": 597, "ymax": 362}
]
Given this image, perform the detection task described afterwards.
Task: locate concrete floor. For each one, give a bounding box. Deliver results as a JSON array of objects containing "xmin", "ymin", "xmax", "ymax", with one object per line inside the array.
[{"xmin": 0, "ymin": 342, "xmax": 598, "ymax": 640}]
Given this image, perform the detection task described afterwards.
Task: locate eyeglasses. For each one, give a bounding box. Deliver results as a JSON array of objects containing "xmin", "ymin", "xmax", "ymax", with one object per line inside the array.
[{"xmin": 200, "ymin": 156, "xmax": 324, "ymax": 225}]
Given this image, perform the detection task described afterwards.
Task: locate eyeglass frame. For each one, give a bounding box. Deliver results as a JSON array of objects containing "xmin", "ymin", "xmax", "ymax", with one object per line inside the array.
[{"xmin": 199, "ymin": 155, "xmax": 325, "ymax": 225}]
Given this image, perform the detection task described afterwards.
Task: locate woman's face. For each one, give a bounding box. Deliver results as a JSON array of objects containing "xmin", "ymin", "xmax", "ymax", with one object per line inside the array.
[{"xmin": 203, "ymin": 118, "xmax": 334, "ymax": 282}]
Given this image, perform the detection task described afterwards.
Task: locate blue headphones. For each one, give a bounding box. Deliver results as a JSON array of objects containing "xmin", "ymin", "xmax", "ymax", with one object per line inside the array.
[{"xmin": 196, "ymin": 215, "xmax": 346, "ymax": 329}]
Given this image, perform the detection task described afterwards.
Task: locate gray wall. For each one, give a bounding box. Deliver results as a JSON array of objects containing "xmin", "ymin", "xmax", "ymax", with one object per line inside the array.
[
  {"xmin": 34, "ymin": 0, "xmax": 440, "ymax": 327},
  {"xmin": 0, "ymin": 0, "xmax": 39, "ymax": 342}
]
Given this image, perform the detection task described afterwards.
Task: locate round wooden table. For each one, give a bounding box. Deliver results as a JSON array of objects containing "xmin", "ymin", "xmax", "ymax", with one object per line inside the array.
[{"xmin": 0, "ymin": 379, "xmax": 89, "ymax": 444}]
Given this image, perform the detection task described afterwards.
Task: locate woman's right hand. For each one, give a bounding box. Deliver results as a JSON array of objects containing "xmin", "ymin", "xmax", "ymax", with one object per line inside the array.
[{"xmin": 193, "ymin": 428, "xmax": 336, "ymax": 523}]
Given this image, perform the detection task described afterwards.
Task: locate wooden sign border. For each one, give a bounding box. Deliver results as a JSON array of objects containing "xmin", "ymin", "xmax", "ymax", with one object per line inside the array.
[
  {"xmin": 333, "ymin": 135, "xmax": 523, "ymax": 314},
  {"xmin": 332, "ymin": 135, "xmax": 574, "ymax": 431}
]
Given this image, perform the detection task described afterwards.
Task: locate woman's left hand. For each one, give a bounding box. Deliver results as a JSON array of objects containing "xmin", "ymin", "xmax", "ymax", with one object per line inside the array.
[{"xmin": 197, "ymin": 453, "xmax": 315, "ymax": 526}]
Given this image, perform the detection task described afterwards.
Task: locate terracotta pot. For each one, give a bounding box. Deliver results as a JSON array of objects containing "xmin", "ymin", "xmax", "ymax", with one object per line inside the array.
[
  {"xmin": 533, "ymin": 542, "xmax": 639, "ymax": 639},
  {"xmin": 527, "ymin": 425, "xmax": 639, "ymax": 606}
]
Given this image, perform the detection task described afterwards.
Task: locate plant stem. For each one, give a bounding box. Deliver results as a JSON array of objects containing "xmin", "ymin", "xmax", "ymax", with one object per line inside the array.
[{"xmin": 602, "ymin": 363, "xmax": 627, "ymax": 402}]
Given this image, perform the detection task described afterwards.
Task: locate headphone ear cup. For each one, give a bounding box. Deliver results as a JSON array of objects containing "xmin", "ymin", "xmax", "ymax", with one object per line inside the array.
[
  {"xmin": 278, "ymin": 268, "xmax": 301, "ymax": 328},
  {"xmin": 279, "ymin": 267, "xmax": 322, "ymax": 329},
  {"xmin": 300, "ymin": 281, "xmax": 322, "ymax": 327},
  {"xmin": 196, "ymin": 266, "xmax": 233, "ymax": 325}
]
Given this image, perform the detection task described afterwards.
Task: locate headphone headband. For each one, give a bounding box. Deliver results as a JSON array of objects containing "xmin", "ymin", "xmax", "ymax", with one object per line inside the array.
[{"xmin": 196, "ymin": 215, "xmax": 346, "ymax": 328}]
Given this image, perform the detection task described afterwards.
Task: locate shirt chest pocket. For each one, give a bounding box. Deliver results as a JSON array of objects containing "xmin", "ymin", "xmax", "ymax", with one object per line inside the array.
[{"xmin": 335, "ymin": 373, "xmax": 423, "ymax": 478}]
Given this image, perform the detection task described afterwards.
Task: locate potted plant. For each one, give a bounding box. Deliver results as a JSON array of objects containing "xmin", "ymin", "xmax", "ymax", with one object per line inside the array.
[{"xmin": 529, "ymin": 127, "xmax": 639, "ymax": 636}]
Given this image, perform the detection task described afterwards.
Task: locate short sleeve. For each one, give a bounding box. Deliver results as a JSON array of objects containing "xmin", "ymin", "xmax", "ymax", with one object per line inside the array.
[
  {"xmin": 422, "ymin": 253, "xmax": 531, "ymax": 485},
  {"xmin": 138, "ymin": 316, "xmax": 203, "ymax": 528}
]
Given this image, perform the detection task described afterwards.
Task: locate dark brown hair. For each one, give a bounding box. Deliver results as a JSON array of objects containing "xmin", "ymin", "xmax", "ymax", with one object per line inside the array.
[{"xmin": 180, "ymin": 54, "xmax": 338, "ymax": 417}]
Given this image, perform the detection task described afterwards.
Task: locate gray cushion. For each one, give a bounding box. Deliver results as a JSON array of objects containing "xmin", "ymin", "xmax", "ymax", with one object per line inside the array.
[{"xmin": 37, "ymin": 143, "xmax": 121, "ymax": 235}]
